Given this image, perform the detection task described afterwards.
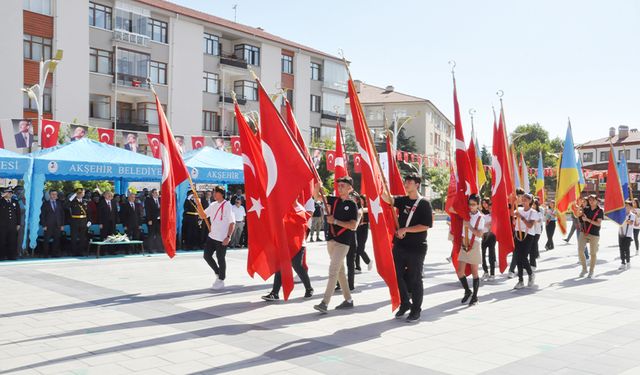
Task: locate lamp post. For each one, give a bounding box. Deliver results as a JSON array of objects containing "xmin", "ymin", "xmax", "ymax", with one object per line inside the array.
[
  {"xmin": 21, "ymin": 49, "xmax": 63, "ymax": 147},
  {"xmin": 391, "ymin": 110, "xmax": 417, "ymax": 150}
]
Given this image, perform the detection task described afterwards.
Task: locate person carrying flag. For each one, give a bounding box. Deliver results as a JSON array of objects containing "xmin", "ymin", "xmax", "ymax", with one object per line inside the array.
[
  {"xmin": 480, "ymin": 197, "xmax": 496, "ymax": 281},
  {"xmin": 457, "ymin": 194, "xmax": 485, "ymax": 306},
  {"xmin": 203, "ymin": 186, "xmax": 235, "ymax": 290},
  {"xmin": 577, "ymin": 194, "xmax": 603, "ymax": 278},
  {"xmin": 618, "ymin": 200, "xmax": 634, "ymax": 271},
  {"xmin": 513, "ymin": 193, "xmax": 538, "ymax": 289}
]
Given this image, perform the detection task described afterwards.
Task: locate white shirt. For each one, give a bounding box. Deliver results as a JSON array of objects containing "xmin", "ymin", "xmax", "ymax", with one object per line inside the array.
[
  {"xmin": 621, "ymin": 212, "xmax": 636, "ymax": 238},
  {"xmin": 633, "ymin": 209, "xmax": 640, "ymax": 229},
  {"xmin": 534, "ymin": 209, "xmax": 544, "ymax": 235},
  {"xmin": 515, "ymin": 207, "xmax": 539, "ymax": 236},
  {"xmin": 204, "ymin": 200, "xmax": 235, "ymax": 241},
  {"xmin": 483, "ymin": 212, "xmax": 492, "ymax": 232},
  {"xmin": 231, "ymin": 204, "xmax": 246, "ymax": 222},
  {"xmin": 464, "ymin": 211, "xmax": 485, "ymax": 245},
  {"xmin": 304, "ymin": 198, "xmax": 315, "ymax": 227}
]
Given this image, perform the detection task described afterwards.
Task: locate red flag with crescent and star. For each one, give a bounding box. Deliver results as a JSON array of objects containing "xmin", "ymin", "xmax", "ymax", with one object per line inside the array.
[
  {"xmin": 97, "ymin": 128, "xmax": 115, "ymax": 145},
  {"xmin": 333, "ymin": 121, "xmax": 349, "ymax": 192},
  {"xmin": 191, "ymin": 136, "xmax": 205, "ymax": 150},
  {"xmin": 41, "ymin": 119, "xmax": 60, "ymax": 149},
  {"xmin": 230, "ymin": 136, "xmax": 242, "ymax": 155},
  {"xmin": 326, "ymin": 151, "xmax": 336, "ymax": 171},
  {"xmin": 153, "ymin": 91, "xmax": 189, "ymax": 258},
  {"xmin": 146, "ymin": 133, "xmax": 161, "ymax": 158},
  {"xmin": 257, "ymin": 78, "xmax": 315, "ymax": 300},
  {"xmin": 386, "ymin": 136, "xmax": 406, "ymax": 196},
  {"xmin": 353, "ymin": 153, "xmax": 362, "ymax": 173},
  {"xmin": 492, "ymin": 117, "xmax": 515, "ymax": 272},
  {"xmin": 348, "ymin": 77, "xmax": 400, "ymax": 311}
]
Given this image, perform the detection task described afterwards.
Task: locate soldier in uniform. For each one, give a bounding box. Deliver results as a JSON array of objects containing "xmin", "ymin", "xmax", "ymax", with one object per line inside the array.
[
  {"xmin": 68, "ymin": 188, "xmax": 89, "ymax": 256},
  {"xmin": 0, "ymin": 187, "xmax": 21, "ymax": 260},
  {"xmin": 182, "ymin": 193, "xmax": 201, "ymax": 250}
]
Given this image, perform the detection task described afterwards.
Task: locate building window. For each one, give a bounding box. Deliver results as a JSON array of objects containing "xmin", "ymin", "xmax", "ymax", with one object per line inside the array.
[
  {"xmin": 24, "ymin": 0, "xmax": 51, "ymax": 15},
  {"xmin": 310, "ymin": 95, "xmax": 321, "ymax": 113},
  {"xmin": 147, "ymin": 19, "xmax": 167, "ymax": 43},
  {"xmin": 89, "ymin": 94, "xmax": 111, "ymax": 119},
  {"xmin": 619, "ymin": 149, "xmax": 630, "ymax": 161},
  {"xmin": 203, "ymin": 111, "xmax": 219, "ymax": 132},
  {"xmin": 322, "ymin": 92, "xmax": 347, "ymax": 116},
  {"xmin": 311, "ymin": 127, "xmax": 321, "ymax": 143},
  {"xmin": 117, "ymin": 49, "xmax": 150, "ymax": 87},
  {"xmin": 311, "ymin": 62, "xmax": 321, "ymax": 81},
  {"xmin": 150, "ymin": 61, "xmax": 167, "ymax": 84},
  {"xmin": 89, "ymin": 2, "xmax": 112, "ymax": 30},
  {"xmin": 637, "ymin": 149, "xmax": 640, "ymax": 160},
  {"xmin": 23, "ymin": 35, "xmax": 52, "ymax": 61},
  {"xmin": 234, "ymin": 44, "xmax": 260, "ymax": 66},
  {"xmin": 24, "ymin": 86, "xmax": 51, "ymax": 112},
  {"xmin": 286, "ymin": 90, "xmax": 294, "ymax": 106},
  {"xmin": 234, "ymin": 80, "xmax": 258, "ymax": 101},
  {"xmin": 600, "ymin": 151, "xmax": 609, "ymax": 162},
  {"xmin": 282, "ymin": 55, "xmax": 293, "ymax": 74},
  {"xmin": 90, "ymin": 48, "xmax": 113, "ymax": 74},
  {"xmin": 203, "ymin": 72, "xmax": 219, "ymax": 94},
  {"xmin": 203, "ymin": 33, "xmax": 220, "ymax": 55},
  {"xmin": 582, "ymin": 152, "xmax": 593, "ymax": 163},
  {"xmin": 115, "ymin": 8, "xmax": 148, "ymax": 35},
  {"xmin": 137, "ymin": 102, "xmax": 165, "ymax": 126}
]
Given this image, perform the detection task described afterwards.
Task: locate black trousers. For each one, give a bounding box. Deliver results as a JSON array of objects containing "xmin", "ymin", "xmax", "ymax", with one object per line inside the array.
[
  {"xmin": 545, "ymin": 221, "xmax": 556, "ymax": 249},
  {"xmin": 204, "ymin": 237, "xmax": 227, "ymax": 280},
  {"xmin": 633, "ymin": 229, "xmax": 639, "ymax": 252},
  {"xmin": 393, "ymin": 245, "xmax": 426, "ymax": 314},
  {"xmin": 530, "ymin": 234, "xmax": 540, "ymax": 268},
  {"xmin": 70, "ymin": 220, "xmax": 87, "ymax": 256},
  {"xmin": 515, "ymin": 233, "xmax": 534, "ymax": 282},
  {"xmin": 346, "ymin": 237, "xmax": 358, "ymax": 290},
  {"xmin": 619, "ymin": 235, "xmax": 632, "ymax": 264},
  {"xmin": 100, "ymin": 221, "xmax": 116, "ymax": 240},
  {"xmin": 272, "ymin": 247, "xmax": 312, "ymax": 294},
  {"xmin": 183, "ymin": 216, "xmax": 200, "ymax": 249},
  {"xmin": 481, "ymin": 232, "xmax": 496, "ymax": 275},
  {"xmin": 0, "ymin": 225, "xmax": 18, "ymax": 260},
  {"xmin": 354, "ymin": 224, "xmax": 370, "ymax": 269},
  {"xmin": 42, "ymin": 225, "xmax": 62, "ymax": 257},
  {"xmin": 147, "ymin": 220, "xmax": 163, "ymax": 252}
]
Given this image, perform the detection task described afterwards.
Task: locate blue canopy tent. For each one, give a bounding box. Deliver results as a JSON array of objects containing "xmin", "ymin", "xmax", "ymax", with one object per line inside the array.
[
  {"xmin": 25, "ymin": 138, "xmax": 161, "ymax": 249},
  {"xmin": 0, "ymin": 148, "xmax": 33, "ymax": 250},
  {"xmin": 177, "ymin": 146, "xmax": 243, "ymax": 235}
]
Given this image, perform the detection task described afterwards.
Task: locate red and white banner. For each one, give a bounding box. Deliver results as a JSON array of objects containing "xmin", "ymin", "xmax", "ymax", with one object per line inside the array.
[
  {"xmin": 326, "ymin": 150, "xmax": 336, "ymax": 171},
  {"xmin": 146, "ymin": 133, "xmax": 161, "ymax": 158},
  {"xmin": 97, "ymin": 128, "xmax": 115, "ymax": 145},
  {"xmin": 191, "ymin": 136, "xmax": 205, "ymax": 150},
  {"xmin": 41, "ymin": 119, "xmax": 60, "ymax": 149},
  {"xmin": 230, "ymin": 136, "xmax": 242, "ymax": 155},
  {"xmin": 353, "ymin": 153, "xmax": 362, "ymax": 173}
]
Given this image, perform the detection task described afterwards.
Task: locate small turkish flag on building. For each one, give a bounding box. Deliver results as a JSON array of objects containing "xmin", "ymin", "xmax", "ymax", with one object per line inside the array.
[
  {"xmin": 396, "ymin": 150, "xmax": 402, "ymax": 162},
  {"xmin": 146, "ymin": 133, "xmax": 161, "ymax": 158},
  {"xmin": 325, "ymin": 150, "xmax": 336, "ymax": 171},
  {"xmin": 131, "ymin": 80, "xmax": 141, "ymax": 87},
  {"xmin": 41, "ymin": 119, "xmax": 60, "ymax": 149},
  {"xmin": 353, "ymin": 153, "xmax": 362, "ymax": 173},
  {"xmin": 191, "ymin": 136, "xmax": 205, "ymax": 150},
  {"xmin": 230, "ymin": 136, "xmax": 242, "ymax": 155},
  {"xmin": 97, "ymin": 128, "xmax": 115, "ymax": 145}
]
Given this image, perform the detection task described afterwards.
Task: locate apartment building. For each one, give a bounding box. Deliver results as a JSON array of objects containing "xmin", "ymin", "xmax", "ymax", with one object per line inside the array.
[{"xmin": 0, "ymin": 0, "xmax": 349, "ymax": 152}]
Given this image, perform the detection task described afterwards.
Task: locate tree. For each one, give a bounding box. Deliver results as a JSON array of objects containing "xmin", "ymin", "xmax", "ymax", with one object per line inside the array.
[
  {"xmin": 510, "ymin": 123, "xmax": 563, "ymax": 194},
  {"xmin": 396, "ymin": 128, "xmax": 417, "ymax": 153},
  {"xmin": 424, "ymin": 167, "xmax": 449, "ymax": 210}
]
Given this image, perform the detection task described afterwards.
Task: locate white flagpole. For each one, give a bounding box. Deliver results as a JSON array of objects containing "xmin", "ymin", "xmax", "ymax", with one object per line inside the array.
[{"xmin": 114, "ymin": 45, "xmax": 118, "ymax": 141}]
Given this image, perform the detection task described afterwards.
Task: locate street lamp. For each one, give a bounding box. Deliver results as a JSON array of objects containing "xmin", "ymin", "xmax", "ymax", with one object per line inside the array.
[
  {"xmin": 22, "ymin": 49, "xmax": 63, "ymax": 147},
  {"xmin": 391, "ymin": 110, "xmax": 418, "ymax": 150}
]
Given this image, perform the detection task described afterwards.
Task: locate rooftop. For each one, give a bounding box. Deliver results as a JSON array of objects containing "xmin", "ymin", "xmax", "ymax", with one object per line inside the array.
[
  {"xmin": 577, "ymin": 126, "xmax": 640, "ymax": 148},
  {"xmin": 137, "ymin": 0, "xmax": 341, "ymax": 61}
]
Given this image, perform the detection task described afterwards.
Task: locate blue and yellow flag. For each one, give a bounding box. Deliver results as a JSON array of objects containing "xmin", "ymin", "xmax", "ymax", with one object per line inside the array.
[
  {"xmin": 535, "ymin": 151, "xmax": 544, "ymax": 202},
  {"xmin": 556, "ymin": 122, "xmax": 580, "ymax": 213},
  {"xmin": 618, "ymin": 150, "xmax": 630, "ymax": 201},
  {"xmin": 576, "ymin": 158, "xmax": 586, "ymax": 195},
  {"xmin": 605, "ymin": 145, "xmax": 626, "ymax": 225}
]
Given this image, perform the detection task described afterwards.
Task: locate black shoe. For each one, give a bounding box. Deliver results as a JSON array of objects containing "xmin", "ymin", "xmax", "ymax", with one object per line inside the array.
[
  {"xmin": 261, "ymin": 292, "xmax": 279, "ymax": 302},
  {"xmin": 335, "ymin": 300, "xmax": 354, "ymax": 310},
  {"xmin": 469, "ymin": 296, "xmax": 478, "ymax": 306},
  {"xmin": 461, "ymin": 290, "xmax": 472, "ymax": 304},
  {"xmin": 406, "ymin": 311, "xmax": 421, "ymax": 322},
  {"xmin": 395, "ymin": 304, "xmax": 411, "ymax": 319},
  {"xmin": 335, "ymin": 285, "xmax": 341, "ymax": 291},
  {"xmin": 304, "ymin": 288, "xmax": 314, "ymax": 299}
]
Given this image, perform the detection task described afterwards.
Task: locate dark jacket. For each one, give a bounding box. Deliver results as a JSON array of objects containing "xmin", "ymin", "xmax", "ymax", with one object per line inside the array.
[
  {"xmin": 144, "ymin": 196, "xmax": 160, "ymax": 223},
  {"xmin": 97, "ymin": 199, "xmax": 117, "ymax": 226},
  {"xmin": 40, "ymin": 199, "xmax": 64, "ymax": 228},
  {"xmin": 120, "ymin": 201, "xmax": 143, "ymax": 230}
]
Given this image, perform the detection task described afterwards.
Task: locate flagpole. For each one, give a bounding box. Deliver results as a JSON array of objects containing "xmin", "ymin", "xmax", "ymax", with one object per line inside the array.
[
  {"xmin": 114, "ymin": 45, "xmax": 118, "ymax": 139},
  {"xmin": 147, "ymin": 78, "xmax": 210, "ymax": 232}
]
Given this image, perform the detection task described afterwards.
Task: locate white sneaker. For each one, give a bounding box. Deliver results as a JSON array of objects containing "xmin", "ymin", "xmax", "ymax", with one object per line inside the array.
[
  {"xmin": 619, "ymin": 264, "xmax": 627, "ymax": 271},
  {"xmin": 513, "ymin": 281, "xmax": 525, "ymax": 289},
  {"xmin": 531, "ymin": 266, "xmax": 537, "ymax": 272},
  {"xmin": 627, "ymin": 263, "xmax": 631, "ymax": 270},
  {"xmin": 368, "ymin": 261, "xmax": 374, "ymax": 271},
  {"xmin": 354, "ymin": 269, "xmax": 362, "ymax": 274},
  {"xmin": 481, "ymin": 272, "xmax": 489, "ymax": 281},
  {"xmin": 212, "ymin": 278, "xmax": 225, "ymax": 290},
  {"xmin": 488, "ymin": 275, "xmax": 496, "ymax": 281},
  {"xmin": 528, "ymin": 273, "xmax": 536, "ymax": 287},
  {"xmin": 587, "ymin": 272, "xmax": 594, "ymax": 279},
  {"xmin": 507, "ymin": 272, "xmax": 515, "ymax": 279},
  {"xmin": 579, "ymin": 270, "xmax": 587, "ymax": 278}
]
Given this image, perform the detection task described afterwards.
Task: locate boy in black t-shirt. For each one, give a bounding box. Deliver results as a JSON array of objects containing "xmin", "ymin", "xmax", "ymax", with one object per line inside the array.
[
  {"xmin": 577, "ymin": 194, "xmax": 603, "ymax": 278},
  {"xmin": 314, "ymin": 176, "xmax": 360, "ymax": 314},
  {"xmin": 383, "ymin": 173, "xmax": 433, "ymax": 322}
]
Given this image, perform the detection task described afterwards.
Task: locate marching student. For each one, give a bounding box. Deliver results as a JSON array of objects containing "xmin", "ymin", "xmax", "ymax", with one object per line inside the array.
[
  {"xmin": 530, "ymin": 198, "xmax": 543, "ymax": 271},
  {"xmin": 544, "ymin": 200, "xmax": 557, "ymax": 250},
  {"xmin": 633, "ymin": 198, "xmax": 640, "ymax": 256},
  {"xmin": 480, "ymin": 198, "xmax": 496, "ymax": 281},
  {"xmin": 513, "ymin": 193, "xmax": 537, "ymax": 289},
  {"xmin": 457, "ymin": 195, "xmax": 485, "ymax": 306},
  {"xmin": 618, "ymin": 200, "xmax": 634, "ymax": 270},
  {"xmin": 314, "ymin": 176, "xmax": 359, "ymax": 314},
  {"xmin": 577, "ymin": 194, "xmax": 603, "ymax": 278},
  {"xmin": 382, "ymin": 173, "xmax": 433, "ymax": 322},
  {"xmin": 508, "ymin": 188, "xmax": 525, "ymax": 278},
  {"xmin": 203, "ymin": 186, "xmax": 235, "ymax": 290},
  {"xmin": 354, "ymin": 195, "xmax": 373, "ymax": 273}
]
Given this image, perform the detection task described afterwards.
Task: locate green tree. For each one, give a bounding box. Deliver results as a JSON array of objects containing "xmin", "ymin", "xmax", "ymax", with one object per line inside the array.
[
  {"xmin": 424, "ymin": 167, "xmax": 449, "ymax": 210},
  {"xmin": 510, "ymin": 123, "xmax": 563, "ymax": 194},
  {"xmin": 396, "ymin": 128, "xmax": 417, "ymax": 153}
]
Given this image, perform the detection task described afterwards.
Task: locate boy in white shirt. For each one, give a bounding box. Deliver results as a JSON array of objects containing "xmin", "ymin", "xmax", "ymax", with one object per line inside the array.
[
  {"xmin": 619, "ymin": 200, "xmax": 635, "ymax": 270},
  {"xmin": 513, "ymin": 193, "xmax": 538, "ymax": 289},
  {"xmin": 203, "ymin": 186, "xmax": 235, "ymax": 290}
]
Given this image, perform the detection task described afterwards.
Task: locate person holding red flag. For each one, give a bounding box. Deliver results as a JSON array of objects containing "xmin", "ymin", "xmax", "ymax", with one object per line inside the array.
[
  {"xmin": 203, "ymin": 186, "xmax": 235, "ymax": 290},
  {"xmin": 456, "ymin": 194, "xmax": 485, "ymax": 306},
  {"xmin": 314, "ymin": 176, "xmax": 359, "ymax": 314},
  {"xmin": 513, "ymin": 193, "xmax": 538, "ymax": 289},
  {"xmin": 382, "ymin": 173, "xmax": 433, "ymax": 321}
]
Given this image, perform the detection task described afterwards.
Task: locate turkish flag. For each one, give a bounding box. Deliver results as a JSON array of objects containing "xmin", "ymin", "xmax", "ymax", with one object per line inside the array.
[
  {"xmin": 333, "ymin": 121, "xmax": 349, "ymax": 192},
  {"xmin": 153, "ymin": 91, "xmax": 189, "ymax": 258},
  {"xmin": 467, "ymin": 135, "xmax": 478, "ymax": 191},
  {"xmin": 498, "ymin": 107, "xmax": 514, "ymax": 198},
  {"xmin": 191, "ymin": 136, "xmax": 205, "ymax": 150},
  {"xmin": 131, "ymin": 80, "xmax": 141, "ymax": 87},
  {"xmin": 97, "ymin": 128, "xmax": 115, "ymax": 145},
  {"xmin": 348, "ymin": 78, "xmax": 400, "ymax": 311},
  {"xmin": 284, "ymin": 99, "xmax": 317, "ymax": 205},
  {"xmin": 444, "ymin": 161, "xmax": 457, "ymax": 215},
  {"xmin": 491, "ymin": 117, "xmax": 515, "ymax": 272},
  {"xmin": 403, "ymin": 151, "xmax": 409, "ymax": 162},
  {"xmin": 396, "ymin": 150, "xmax": 402, "ymax": 162},
  {"xmin": 230, "ymin": 136, "xmax": 242, "ymax": 155},
  {"xmin": 326, "ymin": 150, "xmax": 336, "ymax": 171},
  {"xmin": 386, "ymin": 136, "xmax": 406, "ymax": 196},
  {"xmin": 40, "ymin": 119, "xmax": 60, "ymax": 149},
  {"xmin": 257, "ymin": 78, "xmax": 315, "ymax": 300},
  {"xmin": 353, "ymin": 153, "xmax": 362, "ymax": 173},
  {"xmin": 146, "ymin": 133, "xmax": 161, "ymax": 158}
]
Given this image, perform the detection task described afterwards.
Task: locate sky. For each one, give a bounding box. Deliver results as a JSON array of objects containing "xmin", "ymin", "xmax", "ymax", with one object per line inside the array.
[{"xmin": 177, "ymin": 0, "xmax": 640, "ymax": 148}]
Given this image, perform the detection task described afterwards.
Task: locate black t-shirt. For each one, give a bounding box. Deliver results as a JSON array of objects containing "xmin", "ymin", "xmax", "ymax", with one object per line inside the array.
[
  {"xmin": 393, "ymin": 196, "xmax": 433, "ymax": 251},
  {"xmin": 326, "ymin": 196, "xmax": 358, "ymax": 245},
  {"xmin": 581, "ymin": 205, "xmax": 604, "ymax": 237}
]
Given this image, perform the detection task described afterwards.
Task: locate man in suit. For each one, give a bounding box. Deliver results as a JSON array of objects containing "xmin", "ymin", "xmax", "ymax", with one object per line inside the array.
[
  {"xmin": 40, "ymin": 190, "xmax": 65, "ymax": 257},
  {"xmin": 14, "ymin": 120, "xmax": 34, "ymax": 149},
  {"xmin": 121, "ymin": 192, "xmax": 142, "ymax": 241},
  {"xmin": 144, "ymin": 188, "xmax": 162, "ymax": 252},
  {"xmin": 97, "ymin": 191, "xmax": 117, "ymax": 240}
]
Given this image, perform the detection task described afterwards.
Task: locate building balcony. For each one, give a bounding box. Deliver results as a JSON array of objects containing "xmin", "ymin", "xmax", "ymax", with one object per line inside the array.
[
  {"xmin": 321, "ymin": 110, "xmax": 346, "ymax": 122},
  {"xmin": 114, "ymin": 119, "xmax": 149, "ymax": 132},
  {"xmin": 114, "ymin": 29, "xmax": 150, "ymax": 48},
  {"xmin": 219, "ymin": 92, "xmax": 247, "ymax": 105},
  {"xmin": 220, "ymin": 53, "xmax": 248, "ymax": 69},
  {"xmin": 115, "ymin": 73, "xmax": 149, "ymax": 90}
]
